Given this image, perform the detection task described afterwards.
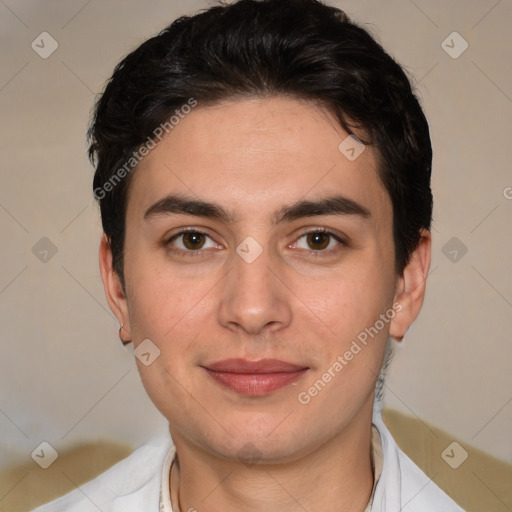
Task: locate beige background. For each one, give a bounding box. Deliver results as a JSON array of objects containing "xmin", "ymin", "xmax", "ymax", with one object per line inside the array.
[{"xmin": 1, "ymin": 0, "xmax": 510, "ymax": 483}]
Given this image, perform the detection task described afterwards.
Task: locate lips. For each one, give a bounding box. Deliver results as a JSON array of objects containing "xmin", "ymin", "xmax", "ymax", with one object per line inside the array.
[
  {"xmin": 204, "ymin": 358, "xmax": 307, "ymax": 373},
  {"xmin": 202, "ymin": 358, "xmax": 309, "ymax": 396}
]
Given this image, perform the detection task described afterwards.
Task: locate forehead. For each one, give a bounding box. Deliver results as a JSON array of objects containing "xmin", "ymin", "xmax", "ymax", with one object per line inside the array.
[{"xmin": 127, "ymin": 96, "xmax": 391, "ymax": 227}]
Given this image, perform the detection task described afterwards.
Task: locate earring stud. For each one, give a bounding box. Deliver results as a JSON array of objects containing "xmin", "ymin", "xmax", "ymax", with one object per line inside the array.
[{"xmin": 119, "ymin": 323, "xmax": 131, "ymax": 345}]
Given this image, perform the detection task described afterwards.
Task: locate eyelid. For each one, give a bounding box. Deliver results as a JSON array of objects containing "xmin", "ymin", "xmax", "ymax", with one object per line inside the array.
[
  {"xmin": 165, "ymin": 227, "xmax": 220, "ymax": 257},
  {"xmin": 292, "ymin": 227, "xmax": 347, "ymax": 253}
]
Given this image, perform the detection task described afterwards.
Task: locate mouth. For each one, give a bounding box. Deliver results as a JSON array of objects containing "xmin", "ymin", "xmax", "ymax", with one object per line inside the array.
[{"xmin": 201, "ymin": 358, "xmax": 309, "ymax": 396}]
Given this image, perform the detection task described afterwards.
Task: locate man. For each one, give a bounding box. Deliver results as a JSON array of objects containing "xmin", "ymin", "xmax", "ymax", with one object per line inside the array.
[{"xmin": 32, "ymin": 0, "xmax": 465, "ymax": 510}]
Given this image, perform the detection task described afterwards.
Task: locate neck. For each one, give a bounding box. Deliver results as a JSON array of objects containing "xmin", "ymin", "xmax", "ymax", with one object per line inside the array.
[{"xmin": 168, "ymin": 401, "xmax": 376, "ymax": 512}]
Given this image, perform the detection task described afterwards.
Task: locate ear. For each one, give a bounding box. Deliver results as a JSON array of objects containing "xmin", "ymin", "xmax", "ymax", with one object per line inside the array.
[
  {"xmin": 389, "ymin": 230, "xmax": 431, "ymax": 342},
  {"xmin": 99, "ymin": 234, "xmax": 131, "ymax": 341}
]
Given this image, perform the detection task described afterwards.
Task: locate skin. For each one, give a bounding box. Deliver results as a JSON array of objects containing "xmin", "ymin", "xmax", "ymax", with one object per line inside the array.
[{"xmin": 100, "ymin": 96, "xmax": 431, "ymax": 512}]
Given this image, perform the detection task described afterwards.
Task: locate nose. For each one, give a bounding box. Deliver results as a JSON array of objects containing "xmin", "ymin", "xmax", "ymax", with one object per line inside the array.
[{"xmin": 217, "ymin": 243, "xmax": 293, "ymax": 336}]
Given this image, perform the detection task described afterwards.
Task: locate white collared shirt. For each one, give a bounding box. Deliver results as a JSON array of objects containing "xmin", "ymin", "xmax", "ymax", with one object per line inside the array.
[{"xmin": 30, "ymin": 402, "xmax": 466, "ymax": 511}]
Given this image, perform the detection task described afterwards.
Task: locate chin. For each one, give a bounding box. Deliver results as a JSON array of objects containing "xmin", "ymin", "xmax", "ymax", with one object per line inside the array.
[{"xmin": 194, "ymin": 418, "xmax": 315, "ymax": 465}]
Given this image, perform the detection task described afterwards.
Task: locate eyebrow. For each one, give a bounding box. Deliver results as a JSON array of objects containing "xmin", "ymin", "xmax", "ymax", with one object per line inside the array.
[{"xmin": 143, "ymin": 193, "xmax": 371, "ymax": 224}]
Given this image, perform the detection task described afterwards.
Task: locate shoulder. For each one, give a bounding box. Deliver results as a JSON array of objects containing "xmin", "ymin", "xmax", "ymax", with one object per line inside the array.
[
  {"xmin": 29, "ymin": 433, "xmax": 174, "ymax": 512},
  {"xmin": 372, "ymin": 407, "xmax": 466, "ymax": 511}
]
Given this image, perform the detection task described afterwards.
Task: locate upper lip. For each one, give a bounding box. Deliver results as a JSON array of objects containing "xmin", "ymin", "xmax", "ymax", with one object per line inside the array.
[{"xmin": 203, "ymin": 358, "xmax": 308, "ymax": 374}]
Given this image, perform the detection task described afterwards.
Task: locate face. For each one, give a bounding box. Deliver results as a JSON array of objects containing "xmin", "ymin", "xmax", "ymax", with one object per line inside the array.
[{"xmin": 101, "ymin": 96, "xmax": 429, "ymax": 463}]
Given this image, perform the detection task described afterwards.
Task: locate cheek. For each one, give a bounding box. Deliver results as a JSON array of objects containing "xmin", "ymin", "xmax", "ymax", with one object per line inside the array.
[
  {"xmin": 124, "ymin": 262, "xmax": 210, "ymax": 418},
  {"xmin": 124, "ymin": 248, "xmax": 199, "ymax": 337},
  {"xmin": 124, "ymin": 252, "xmax": 218, "ymax": 390},
  {"xmin": 303, "ymin": 261, "xmax": 395, "ymax": 395},
  {"xmin": 296, "ymin": 275, "xmax": 393, "ymax": 421},
  {"xmin": 312, "ymin": 259, "xmax": 395, "ymax": 341}
]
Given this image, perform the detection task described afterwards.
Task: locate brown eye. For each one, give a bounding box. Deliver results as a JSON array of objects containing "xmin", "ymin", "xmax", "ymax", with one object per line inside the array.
[
  {"xmin": 293, "ymin": 229, "xmax": 345, "ymax": 254},
  {"xmin": 167, "ymin": 230, "xmax": 218, "ymax": 256},
  {"xmin": 181, "ymin": 232, "xmax": 206, "ymax": 250},
  {"xmin": 306, "ymin": 232, "xmax": 330, "ymax": 250}
]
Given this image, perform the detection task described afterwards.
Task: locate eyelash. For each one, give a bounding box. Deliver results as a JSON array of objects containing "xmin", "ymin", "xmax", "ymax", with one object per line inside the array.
[{"xmin": 165, "ymin": 227, "xmax": 346, "ymax": 258}]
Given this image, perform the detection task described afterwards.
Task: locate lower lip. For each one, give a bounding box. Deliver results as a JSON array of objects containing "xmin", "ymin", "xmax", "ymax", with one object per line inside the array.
[{"xmin": 204, "ymin": 368, "xmax": 308, "ymax": 396}]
